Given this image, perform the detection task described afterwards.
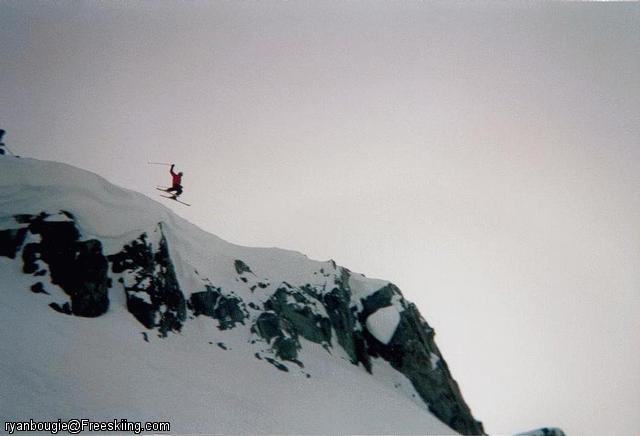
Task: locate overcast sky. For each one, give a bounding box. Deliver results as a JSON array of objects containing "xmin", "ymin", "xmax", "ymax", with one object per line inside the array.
[{"xmin": 1, "ymin": 1, "xmax": 639, "ymax": 434}]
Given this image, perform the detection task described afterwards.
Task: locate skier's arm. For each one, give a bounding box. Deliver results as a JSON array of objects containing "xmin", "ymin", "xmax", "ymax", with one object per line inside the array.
[{"xmin": 170, "ymin": 164, "xmax": 176, "ymax": 176}]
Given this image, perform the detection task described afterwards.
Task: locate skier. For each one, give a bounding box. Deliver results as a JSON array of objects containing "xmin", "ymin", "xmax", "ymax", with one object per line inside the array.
[{"xmin": 166, "ymin": 164, "xmax": 184, "ymax": 198}]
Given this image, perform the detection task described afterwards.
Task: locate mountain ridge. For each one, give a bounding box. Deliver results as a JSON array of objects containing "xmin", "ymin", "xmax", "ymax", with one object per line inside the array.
[{"xmin": 1, "ymin": 155, "xmax": 483, "ymax": 434}]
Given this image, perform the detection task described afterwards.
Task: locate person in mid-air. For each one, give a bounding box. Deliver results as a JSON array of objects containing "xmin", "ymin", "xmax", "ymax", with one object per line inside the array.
[{"xmin": 166, "ymin": 164, "xmax": 184, "ymax": 198}]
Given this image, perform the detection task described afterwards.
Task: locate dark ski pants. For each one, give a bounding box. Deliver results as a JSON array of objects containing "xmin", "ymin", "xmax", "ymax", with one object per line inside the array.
[{"xmin": 167, "ymin": 184, "xmax": 183, "ymax": 196}]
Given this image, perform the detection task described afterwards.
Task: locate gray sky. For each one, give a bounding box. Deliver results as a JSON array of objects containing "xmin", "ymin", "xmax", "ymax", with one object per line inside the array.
[{"xmin": 1, "ymin": 1, "xmax": 639, "ymax": 434}]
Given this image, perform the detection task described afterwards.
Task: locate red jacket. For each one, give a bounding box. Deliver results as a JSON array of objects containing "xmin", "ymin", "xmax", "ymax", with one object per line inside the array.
[{"xmin": 170, "ymin": 167, "xmax": 182, "ymax": 186}]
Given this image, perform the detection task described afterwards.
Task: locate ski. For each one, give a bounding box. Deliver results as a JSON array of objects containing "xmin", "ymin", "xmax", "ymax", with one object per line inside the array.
[{"xmin": 159, "ymin": 194, "xmax": 191, "ymax": 206}]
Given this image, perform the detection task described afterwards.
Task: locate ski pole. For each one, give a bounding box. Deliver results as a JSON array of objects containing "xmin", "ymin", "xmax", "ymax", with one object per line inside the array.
[{"xmin": 147, "ymin": 161, "xmax": 172, "ymax": 166}]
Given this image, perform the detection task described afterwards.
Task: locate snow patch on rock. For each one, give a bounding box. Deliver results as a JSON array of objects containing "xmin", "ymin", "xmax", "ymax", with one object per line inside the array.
[{"xmin": 366, "ymin": 305, "xmax": 401, "ymax": 345}]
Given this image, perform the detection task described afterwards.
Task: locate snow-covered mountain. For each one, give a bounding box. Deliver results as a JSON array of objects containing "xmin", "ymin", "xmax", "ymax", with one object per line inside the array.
[{"xmin": 0, "ymin": 155, "xmax": 486, "ymax": 434}]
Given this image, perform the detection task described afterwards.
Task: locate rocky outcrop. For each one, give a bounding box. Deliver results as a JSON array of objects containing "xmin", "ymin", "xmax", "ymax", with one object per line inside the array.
[
  {"xmin": 108, "ymin": 225, "xmax": 186, "ymax": 337},
  {"xmin": 322, "ymin": 269, "xmax": 371, "ymax": 370},
  {"xmin": 252, "ymin": 310, "xmax": 301, "ymax": 362},
  {"xmin": 359, "ymin": 286, "xmax": 484, "ymax": 435},
  {"xmin": 264, "ymin": 286, "xmax": 332, "ymax": 345},
  {"xmin": 234, "ymin": 259, "xmax": 253, "ymax": 275},
  {"xmin": 0, "ymin": 227, "xmax": 27, "ymax": 259},
  {"xmin": 2, "ymin": 211, "xmax": 484, "ymax": 434},
  {"xmin": 5, "ymin": 212, "xmax": 111, "ymax": 317},
  {"xmin": 189, "ymin": 285, "xmax": 248, "ymax": 330},
  {"xmin": 248, "ymin": 268, "xmax": 483, "ymax": 434}
]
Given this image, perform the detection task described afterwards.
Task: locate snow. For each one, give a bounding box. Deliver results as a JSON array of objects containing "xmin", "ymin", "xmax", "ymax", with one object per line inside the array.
[
  {"xmin": 0, "ymin": 156, "xmax": 459, "ymax": 434},
  {"xmin": 349, "ymin": 272, "xmax": 390, "ymax": 299},
  {"xmin": 430, "ymin": 352, "xmax": 441, "ymax": 370},
  {"xmin": 43, "ymin": 212, "xmax": 74, "ymax": 222},
  {"xmin": 0, "ymin": 158, "xmax": 343, "ymax": 291},
  {"xmin": 0, "ymin": 256, "xmax": 457, "ymax": 434},
  {"xmin": 128, "ymin": 289, "xmax": 152, "ymax": 304},
  {"xmin": 366, "ymin": 305, "xmax": 402, "ymax": 345}
]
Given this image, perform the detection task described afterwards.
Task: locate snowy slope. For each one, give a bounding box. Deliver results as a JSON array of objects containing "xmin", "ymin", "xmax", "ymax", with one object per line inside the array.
[
  {"xmin": 0, "ymin": 156, "xmax": 479, "ymax": 434},
  {"xmin": 0, "ymin": 258, "xmax": 455, "ymax": 434}
]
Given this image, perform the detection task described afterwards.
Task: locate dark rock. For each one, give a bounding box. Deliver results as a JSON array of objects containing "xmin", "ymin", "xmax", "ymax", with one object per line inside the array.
[
  {"xmin": 63, "ymin": 239, "xmax": 110, "ymax": 317},
  {"xmin": 30, "ymin": 282, "xmax": 48, "ymax": 294},
  {"xmin": 50, "ymin": 302, "xmax": 72, "ymax": 315},
  {"xmin": 359, "ymin": 284, "xmax": 396, "ymax": 318},
  {"xmin": 217, "ymin": 342, "xmax": 228, "ymax": 350},
  {"xmin": 18, "ymin": 214, "xmax": 110, "ymax": 318},
  {"xmin": 273, "ymin": 336, "xmax": 299, "ymax": 361},
  {"xmin": 189, "ymin": 286, "xmax": 248, "ymax": 330},
  {"xmin": 127, "ymin": 294, "xmax": 156, "ymax": 329},
  {"xmin": 0, "ymin": 228, "xmax": 27, "ymax": 259},
  {"xmin": 253, "ymin": 311, "xmax": 282, "ymax": 342},
  {"xmin": 234, "ymin": 259, "xmax": 253, "ymax": 275},
  {"xmin": 22, "ymin": 243, "xmax": 39, "ymax": 274},
  {"xmin": 108, "ymin": 227, "xmax": 186, "ymax": 336},
  {"xmin": 363, "ymin": 301, "xmax": 484, "ymax": 435},
  {"xmin": 213, "ymin": 294, "xmax": 247, "ymax": 330},
  {"xmin": 264, "ymin": 287, "xmax": 332, "ymax": 346},
  {"xmin": 189, "ymin": 287, "xmax": 220, "ymax": 317},
  {"xmin": 265, "ymin": 357, "xmax": 288, "ymax": 372},
  {"xmin": 322, "ymin": 269, "xmax": 370, "ymax": 369},
  {"xmin": 252, "ymin": 310, "xmax": 301, "ymax": 362}
]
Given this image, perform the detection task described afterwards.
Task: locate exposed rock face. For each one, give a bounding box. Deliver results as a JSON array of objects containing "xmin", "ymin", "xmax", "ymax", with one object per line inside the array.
[
  {"xmin": 2, "ymin": 211, "xmax": 485, "ymax": 435},
  {"xmin": 252, "ymin": 268, "xmax": 484, "ymax": 434},
  {"xmin": 108, "ymin": 226, "xmax": 186, "ymax": 337},
  {"xmin": 361, "ymin": 288, "xmax": 484, "ymax": 435},
  {"xmin": 234, "ymin": 259, "xmax": 253, "ymax": 275},
  {"xmin": 0, "ymin": 227, "xmax": 27, "ymax": 259},
  {"xmin": 189, "ymin": 285, "xmax": 248, "ymax": 330},
  {"xmin": 2, "ymin": 212, "xmax": 110, "ymax": 317},
  {"xmin": 322, "ymin": 270, "xmax": 371, "ymax": 369},
  {"xmin": 263, "ymin": 286, "xmax": 332, "ymax": 346}
]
